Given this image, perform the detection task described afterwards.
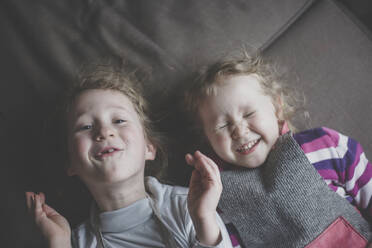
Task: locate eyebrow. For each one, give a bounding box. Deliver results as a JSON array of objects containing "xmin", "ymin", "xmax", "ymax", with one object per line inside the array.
[{"xmin": 73, "ymin": 105, "xmax": 131, "ymax": 120}]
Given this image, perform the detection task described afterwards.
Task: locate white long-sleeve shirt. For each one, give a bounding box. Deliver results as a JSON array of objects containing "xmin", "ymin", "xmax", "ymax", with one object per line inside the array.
[{"xmin": 72, "ymin": 176, "xmax": 232, "ymax": 248}]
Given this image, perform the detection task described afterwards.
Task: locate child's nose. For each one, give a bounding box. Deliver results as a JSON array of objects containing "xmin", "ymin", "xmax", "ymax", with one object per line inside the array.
[
  {"xmin": 94, "ymin": 125, "xmax": 114, "ymax": 141},
  {"xmin": 232, "ymin": 121, "xmax": 249, "ymax": 140}
]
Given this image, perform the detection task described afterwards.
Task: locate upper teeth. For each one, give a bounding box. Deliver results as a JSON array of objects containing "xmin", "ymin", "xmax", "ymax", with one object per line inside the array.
[
  {"xmin": 237, "ymin": 139, "xmax": 259, "ymax": 152},
  {"xmin": 98, "ymin": 148, "xmax": 115, "ymax": 156}
]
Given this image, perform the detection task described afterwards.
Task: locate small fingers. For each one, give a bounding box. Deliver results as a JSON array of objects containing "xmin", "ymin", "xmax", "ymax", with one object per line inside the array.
[
  {"xmin": 193, "ymin": 151, "xmax": 222, "ymax": 185},
  {"xmin": 25, "ymin": 192, "xmax": 35, "ymax": 213},
  {"xmin": 194, "ymin": 151, "xmax": 218, "ymax": 171},
  {"xmin": 42, "ymin": 203, "xmax": 59, "ymax": 218},
  {"xmin": 187, "ymin": 151, "xmax": 222, "ymax": 186},
  {"xmin": 185, "ymin": 153, "xmax": 195, "ymax": 166},
  {"xmin": 200, "ymin": 153, "xmax": 222, "ymax": 182},
  {"xmin": 38, "ymin": 192, "xmax": 46, "ymax": 205},
  {"xmin": 193, "ymin": 151, "xmax": 217, "ymax": 177},
  {"xmin": 34, "ymin": 194, "xmax": 45, "ymax": 219}
]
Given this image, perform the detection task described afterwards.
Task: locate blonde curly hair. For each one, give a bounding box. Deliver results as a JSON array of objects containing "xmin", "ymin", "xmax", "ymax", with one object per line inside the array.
[{"xmin": 184, "ymin": 53, "xmax": 303, "ymax": 134}]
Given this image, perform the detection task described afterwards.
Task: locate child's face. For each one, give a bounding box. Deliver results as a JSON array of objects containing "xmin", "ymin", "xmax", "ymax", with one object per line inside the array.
[
  {"xmin": 67, "ymin": 89, "xmax": 156, "ymax": 185},
  {"xmin": 198, "ymin": 75, "xmax": 280, "ymax": 168}
]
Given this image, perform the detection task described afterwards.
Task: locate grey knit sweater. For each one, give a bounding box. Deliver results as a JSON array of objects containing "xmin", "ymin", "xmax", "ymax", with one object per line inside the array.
[{"xmin": 218, "ymin": 133, "xmax": 372, "ymax": 248}]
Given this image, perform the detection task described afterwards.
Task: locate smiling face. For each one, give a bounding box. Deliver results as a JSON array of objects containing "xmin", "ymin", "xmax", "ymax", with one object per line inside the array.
[
  {"xmin": 67, "ymin": 89, "xmax": 156, "ymax": 186},
  {"xmin": 198, "ymin": 74, "xmax": 280, "ymax": 168}
]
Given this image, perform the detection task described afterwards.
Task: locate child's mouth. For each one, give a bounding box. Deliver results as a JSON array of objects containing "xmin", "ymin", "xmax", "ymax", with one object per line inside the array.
[
  {"xmin": 95, "ymin": 147, "xmax": 122, "ymax": 159},
  {"xmin": 236, "ymin": 138, "xmax": 260, "ymax": 154}
]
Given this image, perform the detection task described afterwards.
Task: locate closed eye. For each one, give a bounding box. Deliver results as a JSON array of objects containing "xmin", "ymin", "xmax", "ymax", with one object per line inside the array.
[
  {"xmin": 217, "ymin": 122, "xmax": 230, "ymax": 130},
  {"xmin": 243, "ymin": 111, "xmax": 255, "ymax": 118}
]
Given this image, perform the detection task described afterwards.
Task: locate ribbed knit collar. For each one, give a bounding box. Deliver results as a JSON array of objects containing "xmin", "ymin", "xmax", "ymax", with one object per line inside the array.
[{"xmin": 91, "ymin": 197, "xmax": 153, "ymax": 233}]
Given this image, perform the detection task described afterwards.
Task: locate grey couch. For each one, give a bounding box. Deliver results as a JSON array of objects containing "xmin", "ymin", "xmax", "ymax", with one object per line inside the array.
[{"xmin": 1, "ymin": 0, "xmax": 371, "ymax": 247}]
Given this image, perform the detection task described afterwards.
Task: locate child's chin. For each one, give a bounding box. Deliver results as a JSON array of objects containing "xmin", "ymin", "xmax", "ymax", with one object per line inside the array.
[{"xmin": 235, "ymin": 161, "xmax": 263, "ymax": 169}]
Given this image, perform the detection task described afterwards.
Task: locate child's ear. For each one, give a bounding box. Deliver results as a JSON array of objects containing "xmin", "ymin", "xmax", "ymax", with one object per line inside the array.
[{"xmin": 145, "ymin": 142, "xmax": 156, "ymax": 161}]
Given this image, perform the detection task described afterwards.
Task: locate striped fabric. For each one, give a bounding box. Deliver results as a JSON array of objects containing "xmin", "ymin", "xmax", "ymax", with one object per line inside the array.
[{"xmin": 224, "ymin": 127, "xmax": 372, "ymax": 248}]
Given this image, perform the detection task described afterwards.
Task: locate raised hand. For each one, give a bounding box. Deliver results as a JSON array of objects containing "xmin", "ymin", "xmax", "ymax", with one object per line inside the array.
[
  {"xmin": 25, "ymin": 192, "xmax": 72, "ymax": 248},
  {"xmin": 185, "ymin": 150, "xmax": 222, "ymax": 246}
]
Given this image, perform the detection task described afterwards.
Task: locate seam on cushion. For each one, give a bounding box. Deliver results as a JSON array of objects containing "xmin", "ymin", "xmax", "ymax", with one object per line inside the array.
[
  {"xmin": 260, "ymin": 0, "xmax": 317, "ymax": 52},
  {"xmin": 330, "ymin": 0, "xmax": 372, "ymax": 43}
]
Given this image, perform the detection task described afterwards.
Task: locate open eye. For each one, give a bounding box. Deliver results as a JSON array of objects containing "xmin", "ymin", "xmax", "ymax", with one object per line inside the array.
[
  {"xmin": 114, "ymin": 119, "xmax": 126, "ymax": 124},
  {"xmin": 79, "ymin": 124, "xmax": 93, "ymax": 131}
]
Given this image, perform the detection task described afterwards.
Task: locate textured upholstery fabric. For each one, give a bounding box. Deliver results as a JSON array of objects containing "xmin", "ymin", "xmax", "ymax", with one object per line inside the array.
[{"xmin": 264, "ymin": 0, "xmax": 372, "ymax": 159}]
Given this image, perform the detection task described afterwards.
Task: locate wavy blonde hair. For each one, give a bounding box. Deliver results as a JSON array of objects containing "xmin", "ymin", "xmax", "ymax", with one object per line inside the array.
[{"xmin": 184, "ymin": 53, "xmax": 304, "ymax": 133}]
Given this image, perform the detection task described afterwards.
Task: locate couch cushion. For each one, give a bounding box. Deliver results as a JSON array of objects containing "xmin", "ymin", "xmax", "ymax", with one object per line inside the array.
[{"xmin": 264, "ymin": 0, "xmax": 372, "ymax": 160}]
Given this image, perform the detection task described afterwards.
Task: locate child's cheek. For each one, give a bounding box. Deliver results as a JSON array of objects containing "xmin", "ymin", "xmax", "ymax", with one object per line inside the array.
[
  {"xmin": 71, "ymin": 136, "xmax": 89, "ymax": 161},
  {"xmin": 215, "ymin": 134, "xmax": 230, "ymax": 149}
]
